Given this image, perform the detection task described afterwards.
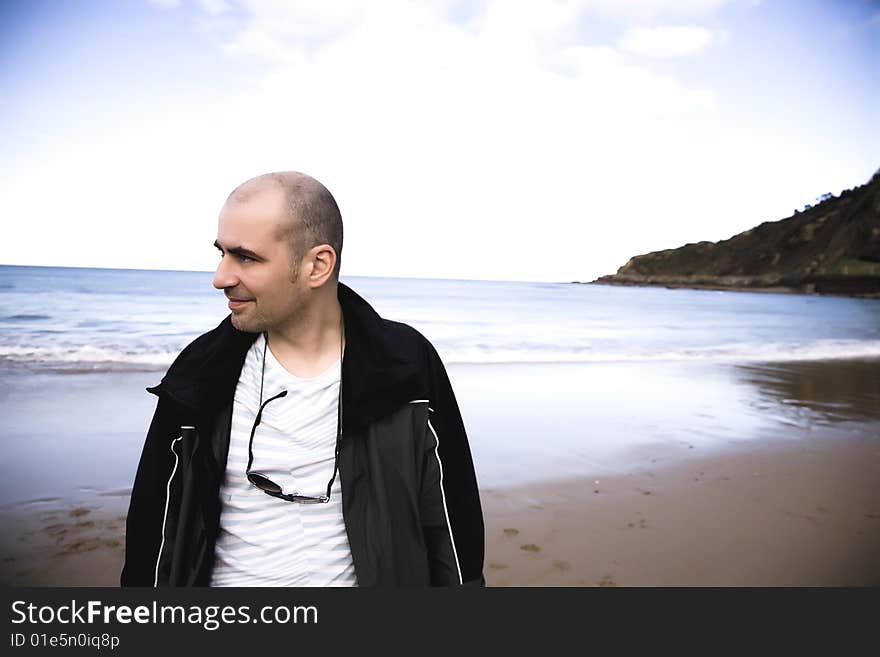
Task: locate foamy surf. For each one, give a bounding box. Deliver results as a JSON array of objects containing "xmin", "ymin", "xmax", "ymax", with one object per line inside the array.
[{"xmin": 2, "ymin": 339, "xmax": 879, "ymax": 371}]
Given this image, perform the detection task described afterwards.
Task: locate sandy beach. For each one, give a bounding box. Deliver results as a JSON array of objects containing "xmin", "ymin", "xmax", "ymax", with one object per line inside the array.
[
  {"xmin": 1, "ymin": 358, "xmax": 878, "ymax": 586},
  {"xmin": 1, "ymin": 426, "xmax": 878, "ymax": 587},
  {"xmin": 483, "ymin": 429, "xmax": 880, "ymax": 586}
]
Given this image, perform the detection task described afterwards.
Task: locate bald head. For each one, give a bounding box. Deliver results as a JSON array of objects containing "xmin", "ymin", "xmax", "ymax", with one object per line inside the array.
[{"xmin": 227, "ymin": 171, "xmax": 343, "ymax": 278}]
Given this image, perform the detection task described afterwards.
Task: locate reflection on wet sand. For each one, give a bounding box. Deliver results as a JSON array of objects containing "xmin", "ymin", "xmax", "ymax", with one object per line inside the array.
[{"xmin": 734, "ymin": 358, "xmax": 880, "ymax": 425}]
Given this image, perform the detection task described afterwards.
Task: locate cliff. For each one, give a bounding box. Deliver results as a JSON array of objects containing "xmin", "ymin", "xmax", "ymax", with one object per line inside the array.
[{"xmin": 593, "ymin": 170, "xmax": 880, "ymax": 297}]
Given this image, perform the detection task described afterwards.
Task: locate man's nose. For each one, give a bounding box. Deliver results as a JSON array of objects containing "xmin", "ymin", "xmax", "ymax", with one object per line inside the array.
[{"xmin": 213, "ymin": 255, "xmax": 238, "ymax": 290}]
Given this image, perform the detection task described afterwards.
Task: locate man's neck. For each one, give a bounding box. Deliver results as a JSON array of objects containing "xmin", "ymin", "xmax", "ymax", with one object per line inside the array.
[{"xmin": 266, "ymin": 294, "xmax": 344, "ymax": 379}]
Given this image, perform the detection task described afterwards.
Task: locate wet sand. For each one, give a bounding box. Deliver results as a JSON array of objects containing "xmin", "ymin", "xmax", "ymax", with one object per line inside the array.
[
  {"xmin": 0, "ymin": 498, "xmax": 128, "ymax": 586},
  {"xmin": 483, "ymin": 428, "xmax": 880, "ymax": 586},
  {"xmin": 1, "ymin": 425, "xmax": 877, "ymax": 587},
  {"xmin": 1, "ymin": 358, "xmax": 878, "ymax": 586}
]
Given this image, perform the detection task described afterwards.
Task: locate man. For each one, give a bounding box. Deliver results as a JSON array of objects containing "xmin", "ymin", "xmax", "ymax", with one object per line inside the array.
[{"xmin": 121, "ymin": 172, "xmax": 484, "ymax": 587}]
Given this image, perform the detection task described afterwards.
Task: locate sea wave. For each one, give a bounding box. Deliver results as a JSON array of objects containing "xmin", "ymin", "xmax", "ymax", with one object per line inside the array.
[
  {"xmin": 444, "ymin": 340, "xmax": 880, "ymax": 364},
  {"xmin": 2, "ymin": 314, "xmax": 52, "ymax": 321},
  {"xmin": 2, "ymin": 339, "xmax": 879, "ymax": 371},
  {"xmin": 0, "ymin": 345, "xmax": 177, "ymax": 368}
]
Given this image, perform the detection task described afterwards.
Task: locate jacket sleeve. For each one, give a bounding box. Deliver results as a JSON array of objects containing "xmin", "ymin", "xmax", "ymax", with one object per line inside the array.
[
  {"xmin": 120, "ymin": 394, "xmax": 179, "ymax": 587},
  {"xmin": 420, "ymin": 341, "xmax": 485, "ymax": 586}
]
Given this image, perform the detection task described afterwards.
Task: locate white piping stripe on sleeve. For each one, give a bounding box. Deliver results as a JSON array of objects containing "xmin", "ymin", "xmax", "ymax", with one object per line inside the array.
[
  {"xmin": 409, "ymin": 399, "xmax": 435, "ymax": 413},
  {"xmin": 154, "ymin": 436, "xmax": 183, "ymax": 588},
  {"xmin": 427, "ymin": 418, "xmax": 463, "ymax": 585}
]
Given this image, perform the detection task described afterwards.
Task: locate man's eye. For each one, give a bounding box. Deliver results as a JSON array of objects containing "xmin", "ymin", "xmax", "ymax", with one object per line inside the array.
[{"xmin": 239, "ymin": 254, "xmax": 253, "ymax": 262}]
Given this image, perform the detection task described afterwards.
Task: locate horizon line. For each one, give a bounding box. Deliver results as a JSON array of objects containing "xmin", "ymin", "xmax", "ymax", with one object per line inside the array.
[{"xmin": 0, "ymin": 262, "xmax": 589, "ymax": 286}]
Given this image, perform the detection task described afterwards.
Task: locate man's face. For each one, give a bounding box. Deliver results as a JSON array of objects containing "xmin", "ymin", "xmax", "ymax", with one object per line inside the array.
[{"xmin": 212, "ymin": 186, "xmax": 307, "ymax": 334}]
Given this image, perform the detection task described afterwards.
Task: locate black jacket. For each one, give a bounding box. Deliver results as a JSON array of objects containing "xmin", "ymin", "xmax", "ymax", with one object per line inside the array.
[{"xmin": 121, "ymin": 283, "xmax": 485, "ymax": 587}]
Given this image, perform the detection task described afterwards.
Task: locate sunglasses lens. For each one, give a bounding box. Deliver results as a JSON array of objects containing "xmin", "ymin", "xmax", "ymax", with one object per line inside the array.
[{"xmin": 248, "ymin": 472, "xmax": 282, "ymax": 494}]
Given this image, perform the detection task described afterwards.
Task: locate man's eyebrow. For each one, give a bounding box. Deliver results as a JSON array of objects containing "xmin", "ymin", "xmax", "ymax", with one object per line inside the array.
[{"xmin": 213, "ymin": 240, "xmax": 262, "ymax": 259}]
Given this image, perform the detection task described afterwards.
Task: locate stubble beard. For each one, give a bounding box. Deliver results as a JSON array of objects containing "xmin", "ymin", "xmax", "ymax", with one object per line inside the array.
[
  {"xmin": 228, "ymin": 253, "xmax": 305, "ymax": 334},
  {"xmin": 229, "ymin": 305, "xmax": 267, "ymax": 334}
]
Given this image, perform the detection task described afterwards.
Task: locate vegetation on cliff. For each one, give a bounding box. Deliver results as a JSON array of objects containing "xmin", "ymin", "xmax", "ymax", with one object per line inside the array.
[{"xmin": 593, "ymin": 169, "xmax": 880, "ymax": 297}]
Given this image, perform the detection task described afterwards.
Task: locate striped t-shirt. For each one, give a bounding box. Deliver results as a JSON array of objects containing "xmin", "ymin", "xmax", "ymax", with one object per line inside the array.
[{"xmin": 209, "ymin": 334, "xmax": 357, "ymax": 587}]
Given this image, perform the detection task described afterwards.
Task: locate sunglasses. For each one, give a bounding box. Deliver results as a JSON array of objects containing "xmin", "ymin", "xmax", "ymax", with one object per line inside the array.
[
  {"xmin": 245, "ymin": 326, "xmax": 343, "ymax": 503},
  {"xmin": 245, "ymin": 389, "xmax": 341, "ymax": 504}
]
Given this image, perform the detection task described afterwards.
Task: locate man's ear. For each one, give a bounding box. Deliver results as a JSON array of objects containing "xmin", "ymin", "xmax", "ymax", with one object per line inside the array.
[{"xmin": 307, "ymin": 244, "xmax": 337, "ymax": 286}]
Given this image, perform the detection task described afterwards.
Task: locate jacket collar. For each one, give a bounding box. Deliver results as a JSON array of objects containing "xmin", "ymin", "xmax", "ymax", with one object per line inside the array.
[{"xmin": 151, "ymin": 282, "xmax": 427, "ymax": 432}]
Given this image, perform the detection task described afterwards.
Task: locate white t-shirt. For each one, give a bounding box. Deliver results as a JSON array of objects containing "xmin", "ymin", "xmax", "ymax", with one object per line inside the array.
[{"xmin": 209, "ymin": 334, "xmax": 357, "ymax": 587}]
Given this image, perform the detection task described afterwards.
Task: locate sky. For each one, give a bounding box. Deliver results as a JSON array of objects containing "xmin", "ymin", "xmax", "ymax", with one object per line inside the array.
[{"xmin": 1, "ymin": 0, "xmax": 878, "ymax": 283}]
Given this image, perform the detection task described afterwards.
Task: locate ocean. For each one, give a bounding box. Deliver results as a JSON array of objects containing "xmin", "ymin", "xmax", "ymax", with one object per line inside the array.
[
  {"xmin": 1, "ymin": 265, "xmax": 879, "ymax": 504},
  {"xmin": 3, "ymin": 265, "xmax": 879, "ymax": 586},
  {"xmin": 2, "ymin": 264, "xmax": 880, "ymax": 371}
]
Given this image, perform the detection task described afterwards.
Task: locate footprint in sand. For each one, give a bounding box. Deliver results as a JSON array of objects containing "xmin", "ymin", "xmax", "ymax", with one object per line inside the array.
[
  {"xmin": 598, "ymin": 574, "xmax": 617, "ymax": 587},
  {"xmin": 502, "ymin": 528, "xmax": 519, "ymax": 537},
  {"xmin": 488, "ymin": 562, "xmax": 509, "ymax": 570},
  {"xmin": 520, "ymin": 544, "xmax": 540, "ymax": 553},
  {"xmin": 782, "ymin": 510, "xmax": 818, "ymax": 525},
  {"xmin": 552, "ymin": 560, "xmax": 571, "ymax": 573},
  {"xmin": 54, "ymin": 536, "xmax": 121, "ymax": 557}
]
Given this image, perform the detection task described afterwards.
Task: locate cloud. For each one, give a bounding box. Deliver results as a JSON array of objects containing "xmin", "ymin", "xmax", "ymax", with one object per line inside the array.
[
  {"xmin": 221, "ymin": 1, "xmax": 717, "ymax": 116},
  {"xmin": 147, "ymin": 0, "xmax": 181, "ymax": 9},
  {"xmin": 25, "ymin": 0, "xmax": 726, "ymax": 281},
  {"xmin": 183, "ymin": 0, "xmax": 724, "ymax": 280},
  {"xmin": 619, "ymin": 25, "xmax": 716, "ymax": 57},
  {"xmin": 197, "ymin": 0, "xmax": 232, "ymax": 15},
  {"xmin": 4, "ymin": 0, "xmax": 870, "ymax": 282},
  {"xmin": 585, "ymin": 0, "xmax": 733, "ymax": 22},
  {"xmin": 222, "ymin": 0, "xmax": 367, "ymax": 54}
]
